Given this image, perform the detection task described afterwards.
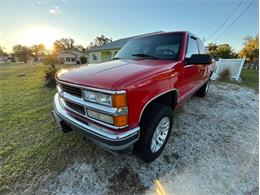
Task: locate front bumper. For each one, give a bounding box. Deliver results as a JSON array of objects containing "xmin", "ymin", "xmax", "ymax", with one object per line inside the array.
[{"xmin": 52, "ymin": 93, "xmax": 140, "ymax": 154}]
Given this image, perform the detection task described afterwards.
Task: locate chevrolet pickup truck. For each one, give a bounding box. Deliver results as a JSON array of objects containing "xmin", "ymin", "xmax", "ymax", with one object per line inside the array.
[{"xmin": 52, "ymin": 31, "xmax": 215, "ymax": 162}]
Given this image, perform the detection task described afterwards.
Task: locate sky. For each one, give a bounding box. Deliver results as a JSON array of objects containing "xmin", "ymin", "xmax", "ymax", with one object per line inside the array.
[{"xmin": 0, "ymin": 0, "xmax": 259, "ymax": 52}]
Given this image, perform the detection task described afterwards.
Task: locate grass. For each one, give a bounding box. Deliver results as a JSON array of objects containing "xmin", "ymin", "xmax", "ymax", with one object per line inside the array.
[
  {"xmin": 240, "ymin": 69, "xmax": 259, "ymax": 91},
  {"xmin": 0, "ymin": 62, "xmax": 25, "ymax": 67},
  {"xmin": 215, "ymin": 68, "xmax": 259, "ymax": 92},
  {"xmin": 0, "ymin": 63, "xmax": 258, "ymax": 193},
  {"xmin": 0, "ymin": 64, "xmax": 87, "ymax": 193}
]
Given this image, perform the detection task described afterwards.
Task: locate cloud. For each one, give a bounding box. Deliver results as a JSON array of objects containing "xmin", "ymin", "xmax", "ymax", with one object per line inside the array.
[{"xmin": 48, "ymin": 6, "xmax": 62, "ymax": 15}]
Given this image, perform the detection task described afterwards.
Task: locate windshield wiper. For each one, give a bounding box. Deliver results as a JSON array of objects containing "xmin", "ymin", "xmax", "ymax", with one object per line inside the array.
[{"xmin": 132, "ymin": 53, "xmax": 159, "ymax": 59}]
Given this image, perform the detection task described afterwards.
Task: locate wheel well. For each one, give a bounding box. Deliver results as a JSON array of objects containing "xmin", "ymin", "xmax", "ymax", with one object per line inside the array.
[{"xmin": 139, "ymin": 90, "xmax": 178, "ymax": 122}]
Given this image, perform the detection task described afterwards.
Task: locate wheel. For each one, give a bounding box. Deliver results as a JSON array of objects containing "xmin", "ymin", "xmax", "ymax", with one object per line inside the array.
[
  {"xmin": 196, "ymin": 79, "xmax": 210, "ymax": 97},
  {"xmin": 135, "ymin": 103, "xmax": 173, "ymax": 162}
]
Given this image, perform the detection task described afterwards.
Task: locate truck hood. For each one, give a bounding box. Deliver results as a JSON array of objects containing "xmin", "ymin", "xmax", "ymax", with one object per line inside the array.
[{"xmin": 58, "ymin": 59, "xmax": 175, "ymax": 90}]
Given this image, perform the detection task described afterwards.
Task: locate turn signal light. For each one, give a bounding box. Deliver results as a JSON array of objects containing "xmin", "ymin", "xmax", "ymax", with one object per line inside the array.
[
  {"xmin": 114, "ymin": 115, "xmax": 128, "ymax": 127},
  {"xmin": 112, "ymin": 94, "xmax": 127, "ymax": 107}
]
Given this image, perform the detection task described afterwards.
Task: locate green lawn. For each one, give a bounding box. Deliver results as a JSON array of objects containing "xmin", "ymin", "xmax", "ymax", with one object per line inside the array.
[
  {"xmin": 215, "ymin": 68, "xmax": 259, "ymax": 92},
  {"xmin": 240, "ymin": 68, "xmax": 259, "ymax": 91},
  {"xmin": 0, "ymin": 64, "xmax": 87, "ymax": 193},
  {"xmin": 0, "ymin": 64, "xmax": 258, "ymax": 193}
]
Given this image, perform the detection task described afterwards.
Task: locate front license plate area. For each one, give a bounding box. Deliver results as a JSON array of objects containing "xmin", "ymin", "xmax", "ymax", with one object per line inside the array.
[{"xmin": 52, "ymin": 111, "xmax": 73, "ymax": 133}]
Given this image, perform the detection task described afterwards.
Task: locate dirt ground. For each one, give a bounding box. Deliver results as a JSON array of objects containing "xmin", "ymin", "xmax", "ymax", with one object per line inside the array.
[{"xmin": 31, "ymin": 82, "xmax": 258, "ymax": 195}]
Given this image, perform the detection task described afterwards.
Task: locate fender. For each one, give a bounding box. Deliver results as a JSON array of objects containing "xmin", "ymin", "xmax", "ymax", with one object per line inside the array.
[{"xmin": 138, "ymin": 88, "xmax": 179, "ymax": 122}]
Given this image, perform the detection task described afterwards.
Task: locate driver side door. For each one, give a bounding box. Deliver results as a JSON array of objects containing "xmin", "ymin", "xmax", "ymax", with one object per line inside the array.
[{"xmin": 178, "ymin": 36, "xmax": 201, "ymax": 99}]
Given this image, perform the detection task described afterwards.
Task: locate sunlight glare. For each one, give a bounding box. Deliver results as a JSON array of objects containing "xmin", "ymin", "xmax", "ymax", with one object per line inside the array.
[{"xmin": 18, "ymin": 25, "xmax": 65, "ymax": 50}]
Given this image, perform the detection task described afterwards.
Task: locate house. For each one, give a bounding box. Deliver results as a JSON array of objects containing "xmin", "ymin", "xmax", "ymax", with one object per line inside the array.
[
  {"xmin": 87, "ymin": 31, "xmax": 163, "ymax": 63},
  {"xmin": 59, "ymin": 49, "xmax": 87, "ymax": 65},
  {"xmin": 0, "ymin": 55, "xmax": 7, "ymax": 64}
]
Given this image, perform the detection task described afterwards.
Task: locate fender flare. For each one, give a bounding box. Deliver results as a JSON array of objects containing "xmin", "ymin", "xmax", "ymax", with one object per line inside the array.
[{"xmin": 138, "ymin": 88, "xmax": 179, "ymax": 122}]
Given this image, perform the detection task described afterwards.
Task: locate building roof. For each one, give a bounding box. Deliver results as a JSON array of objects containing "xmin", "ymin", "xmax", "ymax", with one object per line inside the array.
[{"xmin": 87, "ymin": 31, "xmax": 163, "ymax": 52}]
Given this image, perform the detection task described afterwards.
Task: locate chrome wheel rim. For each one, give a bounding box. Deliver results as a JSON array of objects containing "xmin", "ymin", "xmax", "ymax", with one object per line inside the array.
[{"xmin": 151, "ymin": 117, "xmax": 170, "ymax": 153}]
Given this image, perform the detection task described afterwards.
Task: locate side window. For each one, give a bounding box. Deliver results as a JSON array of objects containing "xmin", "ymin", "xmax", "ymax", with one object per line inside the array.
[
  {"xmin": 185, "ymin": 37, "xmax": 199, "ymax": 58},
  {"xmin": 197, "ymin": 40, "xmax": 206, "ymax": 54}
]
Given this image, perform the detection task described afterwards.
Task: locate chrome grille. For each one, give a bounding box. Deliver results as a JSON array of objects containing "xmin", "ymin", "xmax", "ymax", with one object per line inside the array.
[
  {"xmin": 57, "ymin": 81, "xmax": 128, "ymax": 129},
  {"xmin": 60, "ymin": 83, "xmax": 82, "ymax": 97},
  {"xmin": 64, "ymin": 100, "xmax": 85, "ymax": 115}
]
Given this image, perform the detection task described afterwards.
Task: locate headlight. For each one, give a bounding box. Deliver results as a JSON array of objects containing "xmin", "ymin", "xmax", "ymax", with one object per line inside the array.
[
  {"xmin": 83, "ymin": 90, "xmax": 127, "ymax": 107},
  {"xmin": 83, "ymin": 90, "xmax": 112, "ymax": 106}
]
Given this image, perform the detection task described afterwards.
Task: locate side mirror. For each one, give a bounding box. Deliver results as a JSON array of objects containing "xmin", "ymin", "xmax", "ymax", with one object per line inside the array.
[{"xmin": 186, "ymin": 54, "xmax": 213, "ymax": 65}]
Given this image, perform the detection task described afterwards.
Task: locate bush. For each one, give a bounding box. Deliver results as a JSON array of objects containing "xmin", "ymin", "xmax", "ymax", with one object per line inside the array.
[
  {"xmin": 43, "ymin": 54, "xmax": 60, "ymax": 65},
  {"xmin": 80, "ymin": 55, "xmax": 87, "ymax": 64},
  {"xmin": 218, "ymin": 69, "xmax": 231, "ymax": 81},
  {"xmin": 44, "ymin": 64, "xmax": 57, "ymax": 88}
]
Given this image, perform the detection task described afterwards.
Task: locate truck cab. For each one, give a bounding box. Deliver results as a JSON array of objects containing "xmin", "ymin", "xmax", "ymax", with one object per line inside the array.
[{"xmin": 52, "ymin": 31, "xmax": 214, "ymax": 162}]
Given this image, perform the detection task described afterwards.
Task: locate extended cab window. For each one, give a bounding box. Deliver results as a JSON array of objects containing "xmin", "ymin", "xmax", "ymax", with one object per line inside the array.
[
  {"xmin": 185, "ymin": 37, "xmax": 199, "ymax": 58},
  {"xmin": 197, "ymin": 39, "xmax": 206, "ymax": 54},
  {"xmin": 115, "ymin": 33, "xmax": 182, "ymax": 60}
]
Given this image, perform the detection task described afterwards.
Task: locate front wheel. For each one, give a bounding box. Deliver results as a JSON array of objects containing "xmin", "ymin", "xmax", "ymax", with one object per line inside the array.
[{"xmin": 135, "ymin": 103, "xmax": 173, "ymax": 162}]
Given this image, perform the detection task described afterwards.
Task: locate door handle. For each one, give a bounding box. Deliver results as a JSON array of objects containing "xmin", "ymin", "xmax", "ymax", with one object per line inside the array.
[{"xmin": 199, "ymin": 67, "xmax": 206, "ymax": 72}]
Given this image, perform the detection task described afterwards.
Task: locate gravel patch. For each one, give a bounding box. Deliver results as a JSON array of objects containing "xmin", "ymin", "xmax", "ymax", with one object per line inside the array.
[{"xmin": 35, "ymin": 83, "xmax": 259, "ymax": 195}]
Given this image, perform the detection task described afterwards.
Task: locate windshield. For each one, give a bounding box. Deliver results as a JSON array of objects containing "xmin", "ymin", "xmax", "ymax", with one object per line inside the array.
[{"xmin": 115, "ymin": 33, "xmax": 183, "ymax": 60}]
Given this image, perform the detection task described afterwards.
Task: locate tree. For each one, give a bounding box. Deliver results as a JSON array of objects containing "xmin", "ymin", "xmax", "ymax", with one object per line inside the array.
[
  {"xmin": 31, "ymin": 44, "xmax": 46, "ymax": 61},
  {"xmin": 87, "ymin": 35, "xmax": 112, "ymax": 49},
  {"xmin": 207, "ymin": 43, "xmax": 218, "ymax": 58},
  {"xmin": 13, "ymin": 45, "xmax": 31, "ymax": 63},
  {"xmin": 80, "ymin": 55, "xmax": 87, "ymax": 64},
  {"xmin": 0, "ymin": 46, "xmax": 8, "ymax": 63},
  {"xmin": 216, "ymin": 44, "xmax": 236, "ymax": 59},
  {"xmin": 43, "ymin": 54, "xmax": 60, "ymax": 65},
  {"xmin": 239, "ymin": 35, "xmax": 259, "ymax": 62},
  {"xmin": 207, "ymin": 43, "xmax": 236, "ymax": 59},
  {"xmin": 53, "ymin": 38, "xmax": 75, "ymax": 53},
  {"xmin": 74, "ymin": 45, "xmax": 85, "ymax": 51}
]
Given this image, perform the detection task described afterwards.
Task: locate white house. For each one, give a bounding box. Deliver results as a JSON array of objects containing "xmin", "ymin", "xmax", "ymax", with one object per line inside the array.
[
  {"xmin": 87, "ymin": 32, "xmax": 163, "ymax": 64},
  {"xmin": 59, "ymin": 49, "xmax": 87, "ymax": 65}
]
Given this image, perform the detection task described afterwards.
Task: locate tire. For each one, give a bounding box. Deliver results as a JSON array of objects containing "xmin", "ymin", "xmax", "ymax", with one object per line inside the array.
[
  {"xmin": 135, "ymin": 103, "xmax": 173, "ymax": 163},
  {"xmin": 196, "ymin": 79, "xmax": 210, "ymax": 97}
]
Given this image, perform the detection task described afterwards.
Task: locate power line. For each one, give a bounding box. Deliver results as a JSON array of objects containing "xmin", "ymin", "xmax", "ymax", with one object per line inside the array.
[
  {"xmin": 206, "ymin": 0, "xmax": 245, "ymax": 41},
  {"xmin": 214, "ymin": 0, "xmax": 256, "ymax": 42}
]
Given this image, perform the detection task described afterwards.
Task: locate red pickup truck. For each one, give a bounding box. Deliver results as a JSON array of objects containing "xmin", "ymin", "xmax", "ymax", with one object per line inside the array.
[{"xmin": 52, "ymin": 31, "xmax": 215, "ymax": 162}]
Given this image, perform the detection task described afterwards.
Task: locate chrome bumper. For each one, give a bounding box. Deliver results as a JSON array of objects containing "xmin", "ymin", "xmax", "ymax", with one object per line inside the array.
[{"xmin": 53, "ymin": 93, "xmax": 140, "ymax": 152}]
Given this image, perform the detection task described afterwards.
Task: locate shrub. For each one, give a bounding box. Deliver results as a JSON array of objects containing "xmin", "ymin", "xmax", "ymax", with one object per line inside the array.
[
  {"xmin": 80, "ymin": 55, "xmax": 87, "ymax": 64},
  {"xmin": 44, "ymin": 64, "xmax": 57, "ymax": 88},
  {"xmin": 43, "ymin": 54, "xmax": 60, "ymax": 65},
  {"xmin": 218, "ymin": 69, "xmax": 231, "ymax": 81}
]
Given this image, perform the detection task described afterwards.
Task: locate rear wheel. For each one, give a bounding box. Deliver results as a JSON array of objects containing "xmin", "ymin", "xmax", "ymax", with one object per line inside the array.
[
  {"xmin": 196, "ymin": 79, "xmax": 210, "ymax": 97},
  {"xmin": 135, "ymin": 103, "xmax": 173, "ymax": 162}
]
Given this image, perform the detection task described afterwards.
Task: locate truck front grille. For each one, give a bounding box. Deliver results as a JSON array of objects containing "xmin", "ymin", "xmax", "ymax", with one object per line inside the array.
[
  {"xmin": 60, "ymin": 83, "xmax": 82, "ymax": 97},
  {"xmin": 64, "ymin": 100, "xmax": 85, "ymax": 115}
]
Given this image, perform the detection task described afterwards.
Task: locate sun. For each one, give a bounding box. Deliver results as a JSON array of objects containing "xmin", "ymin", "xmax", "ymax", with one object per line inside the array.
[{"xmin": 18, "ymin": 25, "xmax": 65, "ymax": 50}]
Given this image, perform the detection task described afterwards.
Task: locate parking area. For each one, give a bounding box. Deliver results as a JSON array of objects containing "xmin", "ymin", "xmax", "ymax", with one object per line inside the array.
[{"xmin": 32, "ymin": 82, "xmax": 258, "ymax": 195}]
